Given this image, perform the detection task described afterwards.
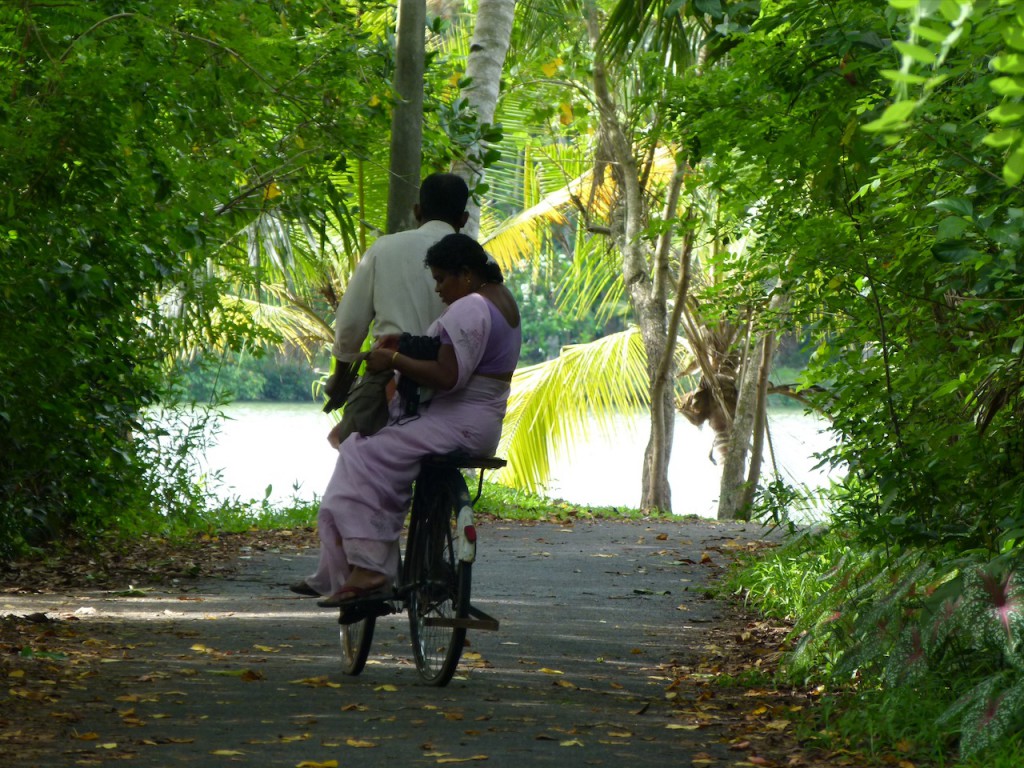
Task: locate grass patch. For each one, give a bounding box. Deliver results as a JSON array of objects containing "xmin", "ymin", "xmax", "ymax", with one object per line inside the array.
[
  {"xmin": 142, "ymin": 475, "xmax": 656, "ymax": 541},
  {"xmin": 477, "ymin": 480, "xmax": 659, "ymax": 521}
]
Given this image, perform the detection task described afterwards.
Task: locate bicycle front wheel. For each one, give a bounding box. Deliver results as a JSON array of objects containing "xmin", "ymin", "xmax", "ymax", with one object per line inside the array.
[
  {"xmin": 407, "ymin": 467, "xmax": 471, "ymax": 686},
  {"xmin": 339, "ymin": 615, "xmax": 375, "ymax": 676}
]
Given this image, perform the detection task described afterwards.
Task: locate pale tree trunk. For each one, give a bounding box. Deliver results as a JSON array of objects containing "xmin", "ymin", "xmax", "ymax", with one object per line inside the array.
[
  {"xmin": 741, "ymin": 327, "xmax": 777, "ymax": 509},
  {"xmin": 386, "ymin": 0, "xmax": 426, "ymax": 234},
  {"xmin": 585, "ymin": 1, "xmax": 672, "ymax": 512},
  {"xmin": 451, "ymin": 0, "xmax": 516, "ymax": 239},
  {"xmin": 718, "ymin": 321, "xmax": 758, "ymax": 519},
  {"xmin": 718, "ymin": 292, "xmax": 785, "ymax": 519},
  {"xmin": 645, "ymin": 171, "xmax": 692, "ymax": 512}
]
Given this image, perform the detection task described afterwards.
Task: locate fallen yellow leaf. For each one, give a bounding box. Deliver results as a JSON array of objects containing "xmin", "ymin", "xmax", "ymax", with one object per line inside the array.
[
  {"xmin": 375, "ymin": 684, "xmax": 398, "ymax": 692},
  {"xmin": 560, "ymin": 739, "xmax": 584, "ymax": 747},
  {"xmin": 539, "ymin": 668, "xmax": 563, "ymax": 675},
  {"xmin": 346, "ymin": 738, "xmax": 377, "ymax": 748},
  {"xmin": 436, "ymin": 757, "xmax": 488, "ymax": 764},
  {"xmin": 296, "ymin": 761, "xmax": 339, "ymax": 768},
  {"xmin": 211, "ymin": 749, "xmax": 246, "ymax": 756},
  {"xmin": 290, "ymin": 676, "xmax": 341, "ymax": 688}
]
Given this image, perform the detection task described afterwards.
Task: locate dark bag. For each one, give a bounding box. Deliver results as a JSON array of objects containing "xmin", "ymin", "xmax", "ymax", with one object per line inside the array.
[
  {"xmin": 396, "ymin": 333, "xmax": 441, "ymax": 418},
  {"xmin": 322, "ymin": 360, "xmax": 361, "ymax": 414}
]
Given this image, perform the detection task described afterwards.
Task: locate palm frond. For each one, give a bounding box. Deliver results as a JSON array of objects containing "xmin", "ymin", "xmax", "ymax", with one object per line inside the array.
[
  {"xmin": 601, "ymin": 0, "xmax": 709, "ymax": 67},
  {"xmin": 497, "ymin": 327, "xmax": 650, "ymax": 491},
  {"xmin": 224, "ymin": 292, "xmax": 332, "ymax": 362},
  {"xmin": 555, "ymin": 223, "xmax": 627, "ymax": 325},
  {"xmin": 481, "ymin": 144, "xmax": 679, "ymax": 268},
  {"xmin": 481, "ymin": 161, "xmax": 610, "ymax": 268}
]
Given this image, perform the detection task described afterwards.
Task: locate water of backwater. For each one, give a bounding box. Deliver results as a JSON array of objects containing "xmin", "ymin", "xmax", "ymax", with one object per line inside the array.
[{"xmin": 186, "ymin": 401, "xmax": 840, "ymax": 523}]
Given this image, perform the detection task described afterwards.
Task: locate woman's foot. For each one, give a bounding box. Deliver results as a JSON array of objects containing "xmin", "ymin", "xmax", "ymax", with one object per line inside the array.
[{"xmin": 316, "ymin": 567, "xmax": 392, "ymax": 608}]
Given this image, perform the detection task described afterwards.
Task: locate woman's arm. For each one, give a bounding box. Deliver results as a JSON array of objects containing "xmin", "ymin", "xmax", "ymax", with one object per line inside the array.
[{"xmin": 365, "ymin": 344, "xmax": 459, "ymax": 391}]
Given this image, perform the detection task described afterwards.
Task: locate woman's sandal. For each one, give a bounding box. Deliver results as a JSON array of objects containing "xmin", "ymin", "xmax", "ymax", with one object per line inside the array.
[
  {"xmin": 288, "ymin": 580, "xmax": 320, "ymax": 597},
  {"xmin": 316, "ymin": 583, "xmax": 393, "ymax": 609}
]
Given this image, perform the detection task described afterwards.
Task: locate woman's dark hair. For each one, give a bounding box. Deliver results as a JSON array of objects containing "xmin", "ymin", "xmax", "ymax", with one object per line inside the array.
[{"xmin": 425, "ymin": 233, "xmax": 504, "ymax": 284}]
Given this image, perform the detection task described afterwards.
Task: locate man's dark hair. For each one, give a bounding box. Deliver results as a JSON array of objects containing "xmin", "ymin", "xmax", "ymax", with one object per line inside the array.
[{"xmin": 418, "ymin": 173, "xmax": 470, "ymax": 226}]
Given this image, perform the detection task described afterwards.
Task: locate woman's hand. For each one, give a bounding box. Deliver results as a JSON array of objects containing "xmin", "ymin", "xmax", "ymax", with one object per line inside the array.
[
  {"xmin": 365, "ymin": 347, "xmax": 398, "ymax": 373},
  {"xmin": 375, "ymin": 333, "xmax": 400, "ymax": 349}
]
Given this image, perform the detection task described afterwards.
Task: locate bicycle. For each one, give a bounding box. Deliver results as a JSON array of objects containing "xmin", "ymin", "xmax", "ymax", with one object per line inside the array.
[{"xmin": 338, "ymin": 453, "xmax": 504, "ymax": 686}]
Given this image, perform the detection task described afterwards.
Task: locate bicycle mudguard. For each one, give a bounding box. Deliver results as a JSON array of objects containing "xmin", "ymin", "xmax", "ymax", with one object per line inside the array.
[{"xmin": 456, "ymin": 505, "xmax": 476, "ymax": 563}]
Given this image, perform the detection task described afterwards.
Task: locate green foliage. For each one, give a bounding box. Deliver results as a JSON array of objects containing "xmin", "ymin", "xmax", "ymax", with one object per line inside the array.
[
  {"xmin": 0, "ymin": 1, "xmax": 389, "ymax": 558},
  {"xmin": 507, "ymin": 261, "xmax": 623, "ymax": 365},
  {"xmin": 669, "ymin": 0, "xmax": 1024, "ymax": 549},
  {"xmin": 730, "ymin": 523, "xmax": 1024, "ymax": 760},
  {"xmin": 183, "ymin": 494, "xmax": 320, "ymax": 535},
  {"xmin": 177, "ymin": 349, "xmax": 326, "ymax": 403}
]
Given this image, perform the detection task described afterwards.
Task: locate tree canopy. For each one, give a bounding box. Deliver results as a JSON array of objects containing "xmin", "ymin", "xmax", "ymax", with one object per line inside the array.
[{"xmin": 0, "ymin": 1, "xmax": 389, "ymax": 553}]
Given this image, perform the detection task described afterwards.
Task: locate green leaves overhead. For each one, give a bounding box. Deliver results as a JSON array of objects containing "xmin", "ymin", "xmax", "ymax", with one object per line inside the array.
[
  {"xmin": 0, "ymin": 1, "xmax": 390, "ymax": 551},
  {"xmin": 875, "ymin": 0, "xmax": 1024, "ymax": 185}
]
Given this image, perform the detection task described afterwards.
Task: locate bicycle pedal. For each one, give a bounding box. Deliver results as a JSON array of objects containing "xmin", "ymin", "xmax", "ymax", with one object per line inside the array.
[{"xmin": 336, "ymin": 600, "xmax": 397, "ymax": 625}]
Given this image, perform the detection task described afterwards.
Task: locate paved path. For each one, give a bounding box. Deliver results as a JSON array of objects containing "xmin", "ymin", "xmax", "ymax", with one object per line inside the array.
[{"xmin": 2, "ymin": 517, "xmax": 783, "ymax": 767}]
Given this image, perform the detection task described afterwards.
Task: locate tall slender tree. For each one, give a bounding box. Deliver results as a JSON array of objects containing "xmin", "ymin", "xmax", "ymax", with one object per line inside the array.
[
  {"xmin": 386, "ymin": 0, "xmax": 427, "ymax": 233},
  {"xmin": 452, "ymin": 0, "xmax": 517, "ymax": 239}
]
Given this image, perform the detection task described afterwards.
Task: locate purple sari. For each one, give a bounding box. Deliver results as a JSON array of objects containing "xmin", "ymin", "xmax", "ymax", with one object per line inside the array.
[{"xmin": 306, "ymin": 294, "xmax": 515, "ymax": 596}]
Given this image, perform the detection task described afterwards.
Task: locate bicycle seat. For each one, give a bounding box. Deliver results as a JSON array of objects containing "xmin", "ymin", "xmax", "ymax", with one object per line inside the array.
[{"xmin": 421, "ymin": 453, "xmax": 507, "ymax": 471}]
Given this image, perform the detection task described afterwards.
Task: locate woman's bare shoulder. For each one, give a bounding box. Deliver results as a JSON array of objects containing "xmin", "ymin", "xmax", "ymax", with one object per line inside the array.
[{"xmin": 479, "ymin": 284, "xmax": 520, "ymax": 328}]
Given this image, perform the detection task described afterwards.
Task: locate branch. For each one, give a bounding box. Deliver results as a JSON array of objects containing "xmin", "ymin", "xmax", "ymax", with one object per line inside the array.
[{"xmin": 59, "ymin": 13, "xmax": 136, "ymax": 63}]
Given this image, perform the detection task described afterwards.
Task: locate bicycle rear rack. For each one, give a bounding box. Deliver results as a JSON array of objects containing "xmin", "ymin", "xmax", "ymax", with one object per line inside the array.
[{"xmin": 421, "ymin": 453, "xmax": 507, "ymax": 505}]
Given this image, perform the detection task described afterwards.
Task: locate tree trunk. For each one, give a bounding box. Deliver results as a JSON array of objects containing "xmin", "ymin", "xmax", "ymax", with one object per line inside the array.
[
  {"xmin": 452, "ymin": 0, "xmax": 516, "ymax": 239},
  {"xmin": 718, "ymin": 322, "xmax": 758, "ymax": 520},
  {"xmin": 585, "ymin": 1, "xmax": 672, "ymax": 512},
  {"xmin": 718, "ymin": 291, "xmax": 786, "ymax": 519},
  {"xmin": 741, "ymin": 330, "xmax": 776, "ymax": 511},
  {"xmin": 386, "ymin": 0, "xmax": 426, "ymax": 234}
]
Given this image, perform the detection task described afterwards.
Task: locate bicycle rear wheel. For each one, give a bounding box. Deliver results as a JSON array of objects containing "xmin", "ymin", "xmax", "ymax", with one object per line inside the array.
[
  {"xmin": 339, "ymin": 615, "xmax": 375, "ymax": 676},
  {"xmin": 406, "ymin": 466, "xmax": 471, "ymax": 686}
]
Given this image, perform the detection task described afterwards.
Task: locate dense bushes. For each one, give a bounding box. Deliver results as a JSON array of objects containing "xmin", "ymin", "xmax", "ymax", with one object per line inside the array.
[
  {"xmin": 0, "ymin": 2, "xmax": 385, "ymax": 559},
  {"xmin": 691, "ymin": 0, "xmax": 1024, "ymax": 759}
]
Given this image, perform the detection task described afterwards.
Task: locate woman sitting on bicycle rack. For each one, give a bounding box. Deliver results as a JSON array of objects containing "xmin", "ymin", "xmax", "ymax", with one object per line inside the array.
[{"xmin": 296, "ymin": 233, "xmax": 521, "ymax": 609}]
